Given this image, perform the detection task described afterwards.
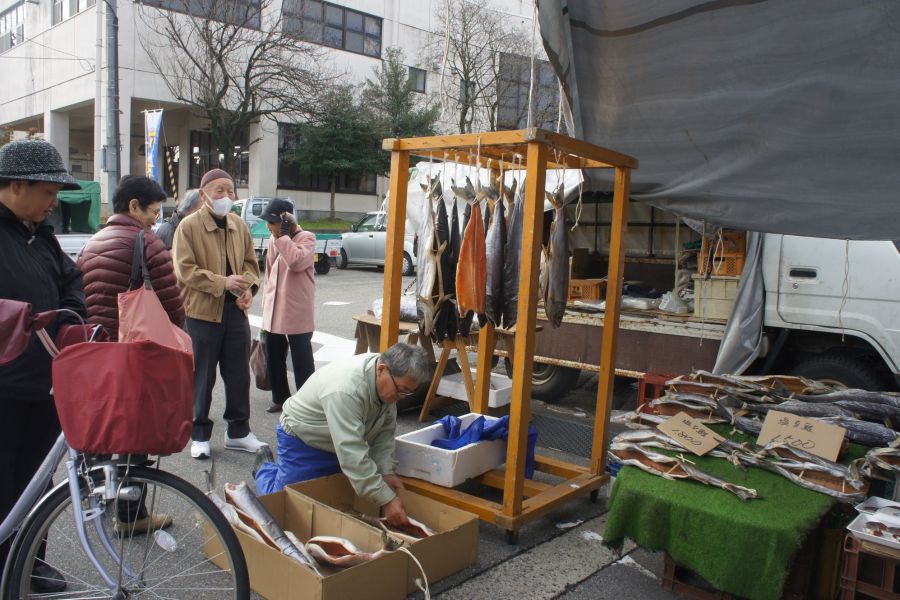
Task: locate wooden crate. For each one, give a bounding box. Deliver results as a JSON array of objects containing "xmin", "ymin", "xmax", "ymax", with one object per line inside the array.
[
  {"xmin": 841, "ymin": 533, "xmax": 900, "ymax": 599},
  {"xmin": 569, "ymin": 278, "xmax": 606, "ymax": 301}
]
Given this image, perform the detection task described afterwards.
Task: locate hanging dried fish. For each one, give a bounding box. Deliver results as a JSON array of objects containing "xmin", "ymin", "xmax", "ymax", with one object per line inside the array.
[
  {"xmin": 502, "ymin": 179, "xmax": 523, "ymax": 329},
  {"xmin": 454, "ymin": 181, "xmax": 485, "ymax": 337},
  {"xmin": 484, "ymin": 195, "xmax": 506, "ymax": 326},
  {"xmin": 416, "ymin": 177, "xmax": 444, "ymax": 338},
  {"xmin": 432, "ymin": 196, "xmax": 452, "ymax": 342},
  {"xmin": 544, "ymin": 185, "xmax": 569, "ymax": 327}
]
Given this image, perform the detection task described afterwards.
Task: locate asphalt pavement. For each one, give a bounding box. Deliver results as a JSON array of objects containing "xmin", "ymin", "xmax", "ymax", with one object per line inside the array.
[{"xmin": 80, "ymin": 266, "xmax": 681, "ymax": 599}]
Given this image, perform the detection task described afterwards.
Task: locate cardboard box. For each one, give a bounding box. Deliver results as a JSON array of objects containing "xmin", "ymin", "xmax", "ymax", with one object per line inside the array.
[
  {"xmin": 395, "ymin": 412, "xmax": 507, "ymax": 487},
  {"xmin": 437, "ymin": 368, "xmax": 512, "ymax": 408},
  {"xmin": 206, "ymin": 490, "xmax": 409, "ymax": 600},
  {"xmin": 287, "ymin": 474, "xmax": 479, "ymax": 594}
]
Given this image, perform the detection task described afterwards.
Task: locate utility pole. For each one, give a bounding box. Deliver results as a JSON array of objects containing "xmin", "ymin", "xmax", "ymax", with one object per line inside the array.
[{"xmin": 104, "ymin": 0, "xmax": 120, "ymax": 207}]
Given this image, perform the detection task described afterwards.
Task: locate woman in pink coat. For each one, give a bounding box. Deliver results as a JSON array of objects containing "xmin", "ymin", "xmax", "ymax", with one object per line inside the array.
[{"xmin": 259, "ymin": 199, "xmax": 317, "ymax": 413}]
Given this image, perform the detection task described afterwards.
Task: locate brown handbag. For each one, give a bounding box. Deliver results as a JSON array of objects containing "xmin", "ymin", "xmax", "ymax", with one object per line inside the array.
[{"xmin": 250, "ymin": 337, "xmax": 270, "ymax": 391}]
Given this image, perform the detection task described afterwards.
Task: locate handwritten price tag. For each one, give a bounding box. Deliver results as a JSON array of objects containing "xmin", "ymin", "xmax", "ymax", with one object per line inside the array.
[
  {"xmin": 756, "ymin": 410, "xmax": 845, "ymax": 461},
  {"xmin": 657, "ymin": 412, "xmax": 724, "ymax": 456}
]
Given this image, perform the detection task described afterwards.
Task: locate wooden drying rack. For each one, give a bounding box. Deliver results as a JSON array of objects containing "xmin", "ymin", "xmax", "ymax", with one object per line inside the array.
[{"xmin": 379, "ymin": 128, "xmax": 637, "ymax": 542}]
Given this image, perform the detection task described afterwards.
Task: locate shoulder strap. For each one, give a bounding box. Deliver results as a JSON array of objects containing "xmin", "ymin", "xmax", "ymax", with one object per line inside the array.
[{"xmin": 128, "ymin": 230, "xmax": 151, "ymax": 290}]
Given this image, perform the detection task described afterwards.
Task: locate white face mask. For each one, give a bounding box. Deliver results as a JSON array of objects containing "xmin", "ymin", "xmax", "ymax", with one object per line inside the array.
[{"xmin": 208, "ymin": 196, "xmax": 233, "ymax": 218}]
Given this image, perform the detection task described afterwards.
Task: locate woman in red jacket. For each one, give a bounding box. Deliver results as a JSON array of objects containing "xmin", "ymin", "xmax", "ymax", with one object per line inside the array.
[
  {"xmin": 78, "ymin": 175, "xmax": 184, "ymax": 340},
  {"xmin": 77, "ymin": 175, "xmax": 185, "ymax": 535}
]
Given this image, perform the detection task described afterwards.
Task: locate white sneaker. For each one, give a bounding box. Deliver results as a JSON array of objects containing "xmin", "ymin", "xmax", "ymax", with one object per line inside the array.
[
  {"xmin": 190, "ymin": 440, "xmax": 211, "ymax": 459},
  {"xmin": 224, "ymin": 432, "xmax": 268, "ymax": 454}
]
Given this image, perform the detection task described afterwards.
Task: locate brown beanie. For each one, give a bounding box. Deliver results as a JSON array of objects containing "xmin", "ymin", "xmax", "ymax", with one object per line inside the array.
[{"xmin": 200, "ymin": 168, "xmax": 232, "ymax": 189}]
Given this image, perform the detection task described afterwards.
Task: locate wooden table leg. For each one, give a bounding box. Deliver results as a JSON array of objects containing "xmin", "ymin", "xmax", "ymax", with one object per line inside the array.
[
  {"xmin": 419, "ymin": 343, "xmax": 451, "ymax": 422},
  {"xmin": 455, "ymin": 337, "xmax": 476, "ymax": 406},
  {"xmin": 354, "ymin": 322, "xmax": 368, "ymax": 355}
]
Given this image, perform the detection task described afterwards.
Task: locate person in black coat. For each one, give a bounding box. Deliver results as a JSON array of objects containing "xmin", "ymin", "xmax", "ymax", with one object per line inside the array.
[
  {"xmin": 0, "ymin": 140, "xmax": 86, "ymax": 594},
  {"xmin": 155, "ymin": 188, "xmax": 201, "ymax": 251}
]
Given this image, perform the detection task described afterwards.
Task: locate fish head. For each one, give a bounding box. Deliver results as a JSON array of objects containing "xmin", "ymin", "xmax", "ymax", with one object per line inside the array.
[
  {"xmin": 451, "ymin": 182, "xmax": 475, "ymax": 202},
  {"xmin": 429, "ymin": 179, "xmax": 443, "ymax": 201}
]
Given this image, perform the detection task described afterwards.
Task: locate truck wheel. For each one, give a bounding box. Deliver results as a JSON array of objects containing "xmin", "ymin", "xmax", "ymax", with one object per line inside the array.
[
  {"xmin": 314, "ymin": 258, "xmax": 331, "ymax": 275},
  {"xmin": 402, "ymin": 252, "xmax": 414, "ymax": 276},
  {"xmin": 504, "ymin": 358, "xmax": 580, "ymax": 402},
  {"xmin": 337, "ymin": 249, "xmax": 348, "ymax": 269},
  {"xmin": 788, "ymin": 352, "xmax": 887, "ymax": 391}
]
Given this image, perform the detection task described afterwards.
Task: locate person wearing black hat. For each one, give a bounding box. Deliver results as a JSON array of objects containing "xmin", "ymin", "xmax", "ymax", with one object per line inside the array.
[
  {"xmin": 258, "ymin": 198, "xmax": 317, "ymax": 413},
  {"xmin": 0, "ymin": 139, "xmax": 86, "ymax": 594}
]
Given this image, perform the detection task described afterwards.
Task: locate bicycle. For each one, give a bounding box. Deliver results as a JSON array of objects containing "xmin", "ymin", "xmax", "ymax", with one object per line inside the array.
[{"xmin": 0, "ymin": 301, "xmax": 250, "ymax": 599}]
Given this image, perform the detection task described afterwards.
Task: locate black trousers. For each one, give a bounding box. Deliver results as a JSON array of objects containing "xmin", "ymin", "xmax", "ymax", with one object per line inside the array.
[
  {"xmin": 0, "ymin": 394, "xmax": 60, "ymax": 568},
  {"xmin": 186, "ymin": 302, "xmax": 251, "ymax": 441},
  {"xmin": 266, "ymin": 332, "xmax": 315, "ymax": 406}
]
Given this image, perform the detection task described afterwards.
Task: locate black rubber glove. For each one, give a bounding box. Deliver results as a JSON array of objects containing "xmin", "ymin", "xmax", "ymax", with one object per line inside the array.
[{"xmin": 279, "ymin": 217, "xmax": 292, "ymax": 237}]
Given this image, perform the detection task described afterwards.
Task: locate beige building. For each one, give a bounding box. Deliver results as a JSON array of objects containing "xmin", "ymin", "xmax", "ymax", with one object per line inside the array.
[{"xmin": 0, "ymin": 0, "xmax": 544, "ymax": 219}]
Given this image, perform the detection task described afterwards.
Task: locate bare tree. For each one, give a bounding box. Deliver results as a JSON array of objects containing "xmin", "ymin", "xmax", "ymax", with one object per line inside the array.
[
  {"xmin": 137, "ymin": 0, "xmax": 334, "ymax": 174},
  {"xmin": 428, "ymin": 0, "xmax": 558, "ymax": 133}
]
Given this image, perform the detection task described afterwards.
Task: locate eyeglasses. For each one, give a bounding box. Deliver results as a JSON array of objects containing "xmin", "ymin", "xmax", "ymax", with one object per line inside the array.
[{"xmin": 387, "ymin": 368, "xmax": 416, "ymax": 399}]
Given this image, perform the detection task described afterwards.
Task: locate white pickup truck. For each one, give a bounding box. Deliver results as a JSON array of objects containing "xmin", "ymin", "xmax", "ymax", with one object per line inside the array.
[
  {"xmin": 509, "ymin": 234, "xmax": 900, "ymax": 398},
  {"xmin": 233, "ymin": 197, "xmax": 342, "ymax": 275},
  {"xmin": 57, "ymin": 233, "xmax": 92, "ymax": 261}
]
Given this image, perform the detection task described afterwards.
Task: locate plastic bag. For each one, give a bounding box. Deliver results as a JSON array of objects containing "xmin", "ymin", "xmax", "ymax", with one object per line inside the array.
[
  {"xmin": 658, "ymin": 291, "xmax": 690, "ymax": 314},
  {"xmin": 372, "ymin": 296, "xmax": 418, "ymax": 322}
]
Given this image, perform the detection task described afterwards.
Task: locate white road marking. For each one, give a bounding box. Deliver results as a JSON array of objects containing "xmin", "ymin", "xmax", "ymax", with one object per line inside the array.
[
  {"xmin": 247, "ymin": 314, "xmax": 356, "ymax": 365},
  {"xmin": 615, "ymin": 555, "xmax": 658, "ymax": 580},
  {"xmin": 322, "ymin": 301, "xmax": 351, "ymax": 306}
]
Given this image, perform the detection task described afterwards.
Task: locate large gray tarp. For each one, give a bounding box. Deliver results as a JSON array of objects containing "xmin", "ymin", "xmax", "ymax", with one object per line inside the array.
[{"xmin": 538, "ymin": 0, "xmax": 900, "ymax": 241}]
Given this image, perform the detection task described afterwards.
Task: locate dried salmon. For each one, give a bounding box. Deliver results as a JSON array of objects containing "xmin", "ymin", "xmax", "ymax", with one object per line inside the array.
[{"xmin": 455, "ymin": 200, "xmax": 486, "ymax": 322}]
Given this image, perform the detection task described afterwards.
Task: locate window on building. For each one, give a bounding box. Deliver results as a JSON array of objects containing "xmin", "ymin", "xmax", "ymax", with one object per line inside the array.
[
  {"xmin": 189, "ymin": 130, "xmax": 249, "ymax": 189},
  {"xmin": 276, "ymin": 123, "xmax": 377, "ymax": 194},
  {"xmin": 51, "ymin": 0, "xmax": 95, "ymax": 26},
  {"xmin": 497, "ymin": 53, "xmax": 560, "ymax": 131},
  {"xmin": 283, "ymin": 0, "xmax": 381, "ymax": 58},
  {"xmin": 141, "ymin": 0, "xmax": 262, "ymax": 29},
  {"xmin": 1, "ymin": 2, "xmax": 25, "ymax": 51},
  {"xmin": 408, "ymin": 67, "xmax": 426, "ymax": 93}
]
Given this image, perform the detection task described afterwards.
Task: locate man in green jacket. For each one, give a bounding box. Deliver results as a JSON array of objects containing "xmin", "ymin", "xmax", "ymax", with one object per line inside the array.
[{"xmin": 254, "ymin": 343, "xmax": 431, "ymax": 526}]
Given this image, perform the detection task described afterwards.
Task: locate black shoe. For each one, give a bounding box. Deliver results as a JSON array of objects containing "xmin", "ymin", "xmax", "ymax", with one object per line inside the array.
[
  {"xmin": 265, "ymin": 403, "xmax": 283, "ymax": 413},
  {"xmin": 31, "ymin": 562, "xmax": 67, "ymax": 594},
  {"xmin": 252, "ymin": 445, "xmax": 276, "ymax": 479}
]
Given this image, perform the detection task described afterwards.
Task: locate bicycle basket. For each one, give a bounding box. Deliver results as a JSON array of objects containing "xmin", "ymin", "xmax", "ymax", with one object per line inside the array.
[{"xmin": 52, "ymin": 340, "xmax": 193, "ymax": 455}]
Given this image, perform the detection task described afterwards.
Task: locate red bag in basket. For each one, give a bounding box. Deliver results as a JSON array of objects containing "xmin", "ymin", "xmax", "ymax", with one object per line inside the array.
[{"xmin": 52, "ymin": 339, "xmax": 193, "ymax": 455}]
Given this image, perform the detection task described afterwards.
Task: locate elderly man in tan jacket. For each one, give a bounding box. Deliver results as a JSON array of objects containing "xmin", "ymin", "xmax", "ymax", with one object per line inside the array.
[{"xmin": 173, "ymin": 168, "xmax": 267, "ymax": 460}]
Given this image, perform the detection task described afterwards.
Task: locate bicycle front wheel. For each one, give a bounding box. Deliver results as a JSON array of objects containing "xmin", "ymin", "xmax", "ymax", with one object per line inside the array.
[{"xmin": 4, "ymin": 465, "xmax": 249, "ymax": 599}]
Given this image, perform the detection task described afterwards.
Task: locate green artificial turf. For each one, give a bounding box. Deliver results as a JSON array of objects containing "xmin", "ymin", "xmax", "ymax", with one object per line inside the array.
[{"xmin": 604, "ymin": 426, "xmax": 866, "ymax": 600}]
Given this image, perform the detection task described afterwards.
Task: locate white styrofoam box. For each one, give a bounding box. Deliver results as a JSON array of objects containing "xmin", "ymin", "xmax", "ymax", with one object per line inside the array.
[
  {"xmin": 436, "ymin": 369, "xmax": 512, "ymax": 408},
  {"xmin": 395, "ymin": 413, "xmax": 507, "ymax": 488}
]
